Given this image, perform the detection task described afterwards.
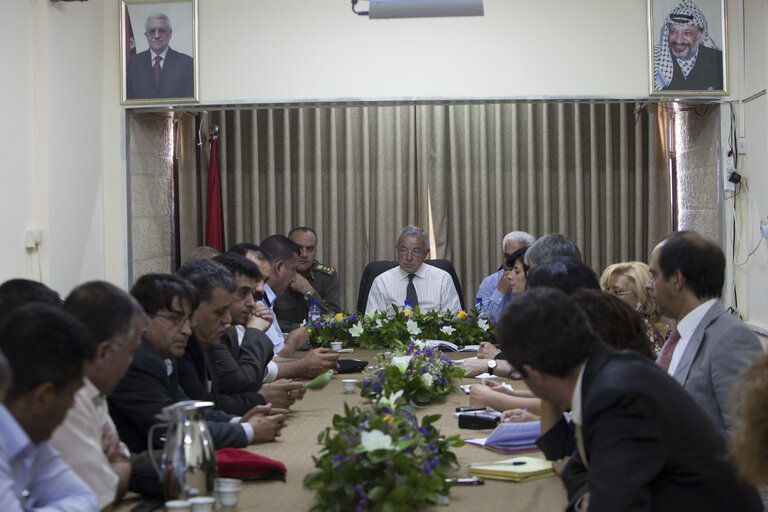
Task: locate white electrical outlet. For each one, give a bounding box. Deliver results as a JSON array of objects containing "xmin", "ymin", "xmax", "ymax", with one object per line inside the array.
[
  {"xmin": 737, "ymin": 137, "xmax": 747, "ymax": 154},
  {"xmin": 24, "ymin": 229, "xmax": 42, "ymax": 249}
]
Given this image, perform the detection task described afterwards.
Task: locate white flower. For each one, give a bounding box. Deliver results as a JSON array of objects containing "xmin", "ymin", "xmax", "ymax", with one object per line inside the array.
[
  {"xmin": 411, "ymin": 339, "xmax": 427, "ymax": 348},
  {"xmin": 377, "ymin": 390, "xmax": 404, "ymax": 409},
  {"xmin": 375, "ymin": 319, "xmax": 384, "ymax": 329},
  {"xmin": 391, "ymin": 355, "xmax": 413, "ymax": 373},
  {"xmin": 421, "ymin": 373, "xmax": 434, "ymax": 388},
  {"xmin": 477, "ymin": 319, "xmax": 490, "ymax": 332},
  {"xmin": 406, "ymin": 319, "xmax": 422, "ymax": 335},
  {"xmin": 440, "ymin": 325, "xmax": 456, "ymax": 336},
  {"xmin": 365, "ymin": 311, "xmax": 379, "ymax": 321},
  {"xmin": 360, "ymin": 429, "xmax": 393, "ymax": 452},
  {"xmin": 348, "ymin": 322, "xmax": 364, "ymax": 338}
]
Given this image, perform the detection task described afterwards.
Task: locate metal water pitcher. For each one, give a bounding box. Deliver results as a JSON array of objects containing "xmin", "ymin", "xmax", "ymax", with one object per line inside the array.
[{"xmin": 148, "ymin": 400, "xmax": 218, "ymax": 500}]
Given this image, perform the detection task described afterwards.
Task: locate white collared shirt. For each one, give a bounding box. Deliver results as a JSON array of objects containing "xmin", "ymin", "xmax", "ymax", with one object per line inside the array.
[
  {"xmin": 149, "ymin": 48, "xmax": 169, "ymax": 68},
  {"xmin": 365, "ymin": 263, "xmax": 461, "ymax": 315},
  {"xmin": 667, "ymin": 298, "xmax": 718, "ymax": 375},
  {"xmin": 570, "ymin": 362, "xmax": 587, "ymax": 427},
  {"xmin": 262, "ymin": 283, "xmax": 285, "ymax": 354}
]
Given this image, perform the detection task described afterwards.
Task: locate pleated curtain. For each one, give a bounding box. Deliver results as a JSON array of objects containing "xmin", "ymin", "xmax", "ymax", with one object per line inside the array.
[{"xmin": 182, "ymin": 102, "xmax": 671, "ymax": 311}]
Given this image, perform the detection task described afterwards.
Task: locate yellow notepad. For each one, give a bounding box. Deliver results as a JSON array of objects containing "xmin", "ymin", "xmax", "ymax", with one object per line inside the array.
[{"xmin": 468, "ymin": 456, "xmax": 555, "ymax": 482}]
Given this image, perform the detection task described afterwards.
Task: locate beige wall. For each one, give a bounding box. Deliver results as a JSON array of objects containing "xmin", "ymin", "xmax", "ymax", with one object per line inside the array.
[{"xmin": 1, "ymin": 0, "xmax": 765, "ymax": 335}]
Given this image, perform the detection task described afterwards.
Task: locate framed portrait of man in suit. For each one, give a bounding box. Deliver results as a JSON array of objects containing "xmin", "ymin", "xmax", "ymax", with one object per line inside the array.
[
  {"xmin": 121, "ymin": 0, "xmax": 199, "ymax": 105},
  {"xmin": 648, "ymin": 0, "xmax": 727, "ymax": 96}
]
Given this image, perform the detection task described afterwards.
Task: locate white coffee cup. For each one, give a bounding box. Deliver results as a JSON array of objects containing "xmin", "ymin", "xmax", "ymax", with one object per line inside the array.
[
  {"xmin": 188, "ymin": 496, "xmax": 215, "ymax": 512},
  {"xmin": 342, "ymin": 379, "xmax": 357, "ymax": 393},
  {"xmin": 214, "ymin": 477, "xmax": 242, "ymax": 491},
  {"xmin": 165, "ymin": 500, "xmax": 191, "ymax": 512},
  {"xmin": 217, "ymin": 489, "xmax": 241, "ymax": 508},
  {"xmin": 330, "ymin": 341, "xmax": 343, "ymax": 352}
]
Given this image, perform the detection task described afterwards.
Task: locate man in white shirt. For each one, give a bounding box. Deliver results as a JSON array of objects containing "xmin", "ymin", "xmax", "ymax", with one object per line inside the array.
[
  {"xmin": 647, "ymin": 230, "xmax": 763, "ymax": 436},
  {"xmin": 366, "ymin": 225, "xmax": 461, "ymax": 315},
  {"xmin": 53, "ymin": 281, "xmax": 146, "ymax": 511},
  {"xmin": 0, "ymin": 304, "xmax": 99, "ymax": 512}
]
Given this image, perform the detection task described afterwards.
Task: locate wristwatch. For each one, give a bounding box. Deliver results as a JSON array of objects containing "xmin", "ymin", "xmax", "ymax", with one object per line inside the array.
[
  {"xmin": 487, "ymin": 359, "xmax": 497, "ymax": 376},
  {"xmin": 303, "ymin": 291, "xmax": 314, "ymax": 302}
]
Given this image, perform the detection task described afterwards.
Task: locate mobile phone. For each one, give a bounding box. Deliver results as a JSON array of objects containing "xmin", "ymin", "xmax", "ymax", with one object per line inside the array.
[
  {"xmin": 453, "ymin": 477, "xmax": 484, "ymax": 485},
  {"xmin": 455, "ymin": 406, "xmax": 485, "ymax": 413}
]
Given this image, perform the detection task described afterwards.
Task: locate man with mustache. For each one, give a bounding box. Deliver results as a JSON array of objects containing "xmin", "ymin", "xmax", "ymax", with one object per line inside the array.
[{"xmin": 653, "ymin": 0, "xmax": 723, "ymax": 91}]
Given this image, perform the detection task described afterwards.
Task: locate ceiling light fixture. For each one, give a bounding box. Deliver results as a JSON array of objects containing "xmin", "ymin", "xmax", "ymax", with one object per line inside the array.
[{"xmin": 352, "ymin": 0, "xmax": 484, "ymax": 19}]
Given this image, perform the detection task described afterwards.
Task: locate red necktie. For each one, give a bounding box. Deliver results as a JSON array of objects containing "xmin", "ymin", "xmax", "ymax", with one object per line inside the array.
[
  {"xmin": 657, "ymin": 328, "xmax": 681, "ymax": 372},
  {"xmin": 153, "ymin": 56, "xmax": 161, "ymax": 85}
]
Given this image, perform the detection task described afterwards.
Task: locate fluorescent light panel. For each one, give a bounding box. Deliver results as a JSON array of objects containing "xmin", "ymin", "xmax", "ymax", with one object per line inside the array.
[{"xmin": 368, "ymin": 0, "xmax": 484, "ymax": 19}]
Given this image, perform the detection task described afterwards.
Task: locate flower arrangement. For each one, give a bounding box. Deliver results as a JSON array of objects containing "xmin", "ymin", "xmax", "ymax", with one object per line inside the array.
[
  {"xmin": 360, "ymin": 342, "xmax": 467, "ymax": 405},
  {"xmin": 303, "ymin": 391, "xmax": 464, "ymax": 512},
  {"xmin": 307, "ymin": 306, "xmax": 494, "ymax": 350}
]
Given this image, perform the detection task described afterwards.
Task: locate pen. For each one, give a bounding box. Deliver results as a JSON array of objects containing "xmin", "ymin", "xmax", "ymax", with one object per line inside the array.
[{"xmin": 470, "ymin": 460, "xmax": 527, "ymax": 466}]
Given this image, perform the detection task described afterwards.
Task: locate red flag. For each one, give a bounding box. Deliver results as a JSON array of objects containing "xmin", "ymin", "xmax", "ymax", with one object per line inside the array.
[
  {"xmin": 125, "ymin": 6, "xmax": 136, "ymax": 64},
  {"xmin": 205, "ymin": 137, "xmax": 223, "ymax": 251}
]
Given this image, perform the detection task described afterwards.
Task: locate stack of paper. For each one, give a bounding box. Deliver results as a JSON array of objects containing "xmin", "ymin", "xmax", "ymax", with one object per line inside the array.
[
  {"xmin": 465, "ymin": 420, "xmax": 541, "ymax": 453},
  {"xmin": 468, "ymin": 456, "xmax": 555, "ymax": 482}
]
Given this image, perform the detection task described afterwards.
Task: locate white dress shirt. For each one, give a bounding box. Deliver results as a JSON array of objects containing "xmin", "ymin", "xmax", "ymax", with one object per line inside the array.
[
  {"xmin": 263, "ymin": 283, "xmax": 286, "ymax": 354},
  {"xmin": 50, "ymin": 378, "xmax": 129, "ymax": 509},
  {"xmin": 666, "ymin": 299, "xmax": 717, "ymax": 375},
  {"xmin": 365, "ymin": 263, "xmax": 461, "ymax": 315}
]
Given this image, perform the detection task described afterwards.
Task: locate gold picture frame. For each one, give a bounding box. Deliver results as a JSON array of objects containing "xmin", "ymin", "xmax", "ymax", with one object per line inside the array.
[
  {"xmin": 648, "ymin": 0, "xmax": 727, "ymax": 96},
  {"xmin": 120, "ymin": 0, "xmax": 199, "ymax": 105}
]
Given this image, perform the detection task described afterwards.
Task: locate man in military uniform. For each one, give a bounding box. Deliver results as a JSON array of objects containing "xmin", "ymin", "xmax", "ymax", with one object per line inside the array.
[{"xmin": 274, "ymin": 227, "xmax": 340, "ymax": 331}]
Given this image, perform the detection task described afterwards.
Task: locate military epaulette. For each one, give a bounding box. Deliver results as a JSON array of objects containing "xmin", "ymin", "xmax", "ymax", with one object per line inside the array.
[{"xmin": 313, "ymin": 262, "xmax": 336, "ymax": 276}]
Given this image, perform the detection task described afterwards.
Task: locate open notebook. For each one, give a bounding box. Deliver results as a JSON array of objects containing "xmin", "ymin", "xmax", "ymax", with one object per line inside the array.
[{"xmin": 465, "ymin": 420, "xmax": 540, "ymax": 453}]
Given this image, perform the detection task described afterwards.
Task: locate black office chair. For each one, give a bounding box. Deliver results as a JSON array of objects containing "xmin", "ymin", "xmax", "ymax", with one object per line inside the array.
[{"xmin": 356, "ymin": 259, "xmax": 466, "ymax": 313}]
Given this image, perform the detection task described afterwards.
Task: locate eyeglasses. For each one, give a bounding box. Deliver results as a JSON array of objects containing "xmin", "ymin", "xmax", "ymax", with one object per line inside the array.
[
  {"xmin": 146, "ymin": 28, "xmax": 170, "ymax": 36},
  {"xmin": 153, "ymin": 312, "xmax": 197, "ymax": 328},
  {"xmin": 398, "ymin": 247, "xmax": 425, "ymax": 257},
  {"xmin": 607, "ymin": 288, "xmax": 634, "ymax": 297}
]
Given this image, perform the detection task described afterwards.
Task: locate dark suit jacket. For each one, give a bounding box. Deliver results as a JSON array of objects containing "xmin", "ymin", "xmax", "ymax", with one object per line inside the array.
[
  {"xmin": 212, "ymin": 326, "xmax": 273, "ymax": 394},
  {"xmin": 108, "ymin": 338, "xmax": 247, "ymax": 453},
  {"xmin": 126, "ymin": 47, "xmax": 194, "ymax": 99},
  {"xmin": 564, "ymin": 346, "xmax": 761, "ymax": 512},
  {"xmin": 664, "ymin": 45, "xmax": 723, "ymax": 91},
  {"xmin": 177, "ymin": 334, "xmax": 265, "ymax": 416}
]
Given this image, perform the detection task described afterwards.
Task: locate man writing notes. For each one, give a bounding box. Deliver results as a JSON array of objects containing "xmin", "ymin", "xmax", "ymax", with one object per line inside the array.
[
  {"xmin": 475, "ymin": 231, "xmax": 535, "ymax": 320},
  {"xmin": 497, "ymin": 287, "xmax": 762, "ymax": 512},
  {"xmin": 126, "ymin": 13, "xmax": 194, "ymax": 100},
  {"xmin": 366, "ymin": 226, "xmax": 461, "ymax": 315},
  {"xmin": 646, "ymin": 230, "xmax": 762, "ymax": 436},
  {"xmin": 274, "ymin": 227, "xmax": 341, "ymax": 332},
  {"xmin": 653, "ymin": 0, "xmax": 723, "ymax": 91}
]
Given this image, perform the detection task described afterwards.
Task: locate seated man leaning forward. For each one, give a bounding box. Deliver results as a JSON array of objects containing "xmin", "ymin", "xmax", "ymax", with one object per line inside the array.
[
  {"xmin": 52, "ymin": 281, "xmax": 146, "ymax": 511},
  {"xmin": 274, "ymin": 226, "xmax": 341, "ymax": 332},
  {"xmin": 366, "ymin": 225, "xmax": 461, "ymax": 315},
  {"xmin": 0, "ymin": 304, "xmax": 99, "ymax": 511},
  {"xmin": 109, "ymin": 273, "xmax": 285, "ymax": 455},
  {"xmin": 497, "ymin": 287, "xmax": 762, "ymax": 512}
]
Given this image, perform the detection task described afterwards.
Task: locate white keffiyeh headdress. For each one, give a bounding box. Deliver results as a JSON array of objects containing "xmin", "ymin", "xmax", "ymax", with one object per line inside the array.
[{"xmin": 653, "ymin": 0, "xmax": 719, "ymax": 90}]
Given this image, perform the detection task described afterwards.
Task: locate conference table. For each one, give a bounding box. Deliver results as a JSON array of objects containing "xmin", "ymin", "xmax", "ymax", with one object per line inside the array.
[{"xmin": 117, "ymin": 349, "xmax": 568, "ymax": 511}]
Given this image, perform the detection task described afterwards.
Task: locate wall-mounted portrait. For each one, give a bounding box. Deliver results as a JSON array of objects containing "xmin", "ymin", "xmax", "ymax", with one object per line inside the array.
[
  {"xmin": 648, "ymin": 0, "xmax": 727, "ymax": 96},
  {"xmin": 120, "ymin": 0, "xmax": 199, "ymax": 105}
]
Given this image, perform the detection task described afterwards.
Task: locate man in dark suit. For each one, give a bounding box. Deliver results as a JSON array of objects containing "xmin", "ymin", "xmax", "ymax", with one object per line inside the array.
[
  {"xmin": 647, "ymin": 230, "xmax": 763, "ymax": 437},
  {"xmin": 126, "ymin": 13, "xmax": 193, "ymax": 100},
  {"xmin": 108, "ymin": 273, "xmax": 285, "ymax": 454},
  {"xmin": 497, "ymin": 287, "xmax": 762, "ymax": 512}
]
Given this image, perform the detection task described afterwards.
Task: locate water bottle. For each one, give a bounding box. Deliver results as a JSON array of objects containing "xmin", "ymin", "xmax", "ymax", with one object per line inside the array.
[
  {"xmin": 308, "ymin": 300, "xmax": 321, "ymax": 324},
  {"xmin": 475, "ymin": 297, "xmax": 486, "ymax": 318},
  {"xmin": 403, "ymin": 299, "xmax": 413, "ymax": 316}
]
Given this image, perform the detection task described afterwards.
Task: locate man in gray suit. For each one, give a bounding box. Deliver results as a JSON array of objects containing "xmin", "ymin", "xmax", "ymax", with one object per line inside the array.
[{"xmin": 647, "ymin": 230, "xmax": 763, "ymax": 436}]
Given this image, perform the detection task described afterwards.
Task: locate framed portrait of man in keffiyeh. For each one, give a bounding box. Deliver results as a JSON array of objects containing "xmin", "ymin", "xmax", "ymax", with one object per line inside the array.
[{"xmin": 648, "ymin": 0, "xmax": 727, "ymax": 96}]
